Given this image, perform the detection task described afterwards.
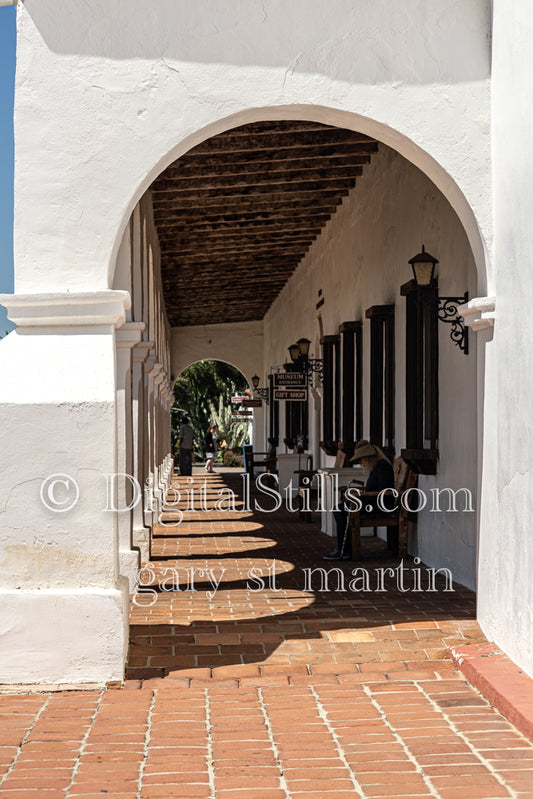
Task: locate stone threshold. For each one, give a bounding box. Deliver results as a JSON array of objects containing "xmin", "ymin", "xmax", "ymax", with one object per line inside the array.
[{"xmin": 450, "ymin": 642, "xmax": 533, "ymax": 743}]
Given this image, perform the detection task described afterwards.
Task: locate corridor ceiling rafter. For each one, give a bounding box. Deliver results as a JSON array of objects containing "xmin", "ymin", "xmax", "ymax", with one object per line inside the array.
[{"xmin": 152, "ymin": 121, "xmax": 378, "ymax": 326}]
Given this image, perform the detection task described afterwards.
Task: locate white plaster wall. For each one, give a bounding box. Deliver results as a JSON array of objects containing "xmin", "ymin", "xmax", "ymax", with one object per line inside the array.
[
  {"xmin": 171, "ymin": 321, "xmax": 264, "ymax": 386},
  {"xmin": 476, "ymin": 0, "xmax": 533, "ymax": 677},
  {"xmin": 264, "ymin": 145, "xmax": 478, "ymax": 588},
  {"xmin": 14, "ymin": 0, "xmax": 491, "ymax": 296}
]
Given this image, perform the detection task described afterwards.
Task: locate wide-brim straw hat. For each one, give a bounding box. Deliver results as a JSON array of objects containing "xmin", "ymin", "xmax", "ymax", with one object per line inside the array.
[{"xmin": 350, "ymin": 442, "xmax": 378, "ymax": 462}]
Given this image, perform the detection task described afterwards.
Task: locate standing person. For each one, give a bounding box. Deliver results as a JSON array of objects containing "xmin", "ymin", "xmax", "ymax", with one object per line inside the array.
[
  {"xmin": 177, "ymin": 416, "xmax": 194, "ymax": 476},
  {"xmin": 204, "ymin": 424, "xmax": 218, "ymax": 473},
  {"xmin": 323, "ymin": 440, "xmax": 394, "ymax": 560}
]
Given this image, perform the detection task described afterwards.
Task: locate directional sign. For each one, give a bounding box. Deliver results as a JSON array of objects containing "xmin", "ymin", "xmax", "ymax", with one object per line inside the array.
[
  {"xmin": 231, "ymin": 415, "xmax": 253, "ymax": 423},
  {"xmin": 273, "ymin": 388, "xmax": 308, "ymax": 401},
  {"xmin": 274, "ymin": 372, "xmax": 306, "ymax": 387},
  {"xmin": 242, "ymin": 399, "xmax": 262, "ymax": 407},
  {"xmin": 231, "ymin": 396, "xmax": 248, "ymax": 403}
]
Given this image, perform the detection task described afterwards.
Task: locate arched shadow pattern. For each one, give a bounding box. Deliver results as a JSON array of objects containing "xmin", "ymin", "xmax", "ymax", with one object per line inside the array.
[{"xmin": 127, "ymin": 473, "xmax": 484, "ymax": 679}]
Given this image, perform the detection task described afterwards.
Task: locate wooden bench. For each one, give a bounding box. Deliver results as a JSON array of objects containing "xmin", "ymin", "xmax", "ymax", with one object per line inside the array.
[
  {"xmin": 244, "ymin": 444, "xmax": 277, "ymax": 478},
  {"xmin": 349, "ymin": 456, "xmax": 418, "ymax": 560}
]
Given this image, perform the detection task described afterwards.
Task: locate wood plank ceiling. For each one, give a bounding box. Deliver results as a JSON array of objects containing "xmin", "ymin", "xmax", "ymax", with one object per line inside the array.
[{"xmin": 151, "ymin": 121, "xmax": 378, "ymax": 327}]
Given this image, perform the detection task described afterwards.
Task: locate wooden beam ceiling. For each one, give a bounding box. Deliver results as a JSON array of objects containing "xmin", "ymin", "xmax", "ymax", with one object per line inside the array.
[{"xmin": 152, "ymin": 121, "xmax": 378, "ymax": 327}]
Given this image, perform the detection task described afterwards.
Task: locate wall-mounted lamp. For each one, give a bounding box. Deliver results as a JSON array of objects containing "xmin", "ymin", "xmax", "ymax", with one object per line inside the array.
[
  {"xmin": 287, "ymin": 337, "xmax": 324, "ymax": 384},
  {"xmin": 409, "ymin": 245, "xmax": 469, "ymax": 354},
  {"xmin": 251, "ymin": 374, "xmax": 269, "ymax": 403}
]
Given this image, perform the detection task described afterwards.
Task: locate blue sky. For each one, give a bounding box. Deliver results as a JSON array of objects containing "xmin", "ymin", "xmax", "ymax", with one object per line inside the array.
[{"xmin": 0, "ymin": 6, "xmax": 15, "ymax": 335}]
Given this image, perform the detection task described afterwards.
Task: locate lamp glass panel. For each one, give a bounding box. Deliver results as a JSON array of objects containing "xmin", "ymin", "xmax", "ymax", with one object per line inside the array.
[
  {"xmin": 413, "ymin": 261, "xmax": 435, "ymax": 286},
  {"xmin": 297, "ymin": 338, "xmax": 311, "ymax": 357},
  {"xmin": 289, "ymin": 344, "xmax": 300, "ymax": 362}
]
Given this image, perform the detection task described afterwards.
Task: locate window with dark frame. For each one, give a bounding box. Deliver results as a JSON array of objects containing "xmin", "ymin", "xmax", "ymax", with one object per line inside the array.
[
  {"xmin": 365, "ymin": 305, "xmax": 395, "ymax": 459},
  {"xmin": 283, "ymin": 397, "xmax": 308, "ymax": 449},
  {"xmin": 339, "ymin": 321, "xmax": 363, "ymax": 458},
  {"xmin": 268, "ymin": 374, "xmax": 279, "ymax": 445},
  {"xmin": 400, "ymin": 280, "xmax": 439, "ymax": 475},
  {"xmin": 320, "ymin": 334, "xmax": 340, "ymax": 455}
]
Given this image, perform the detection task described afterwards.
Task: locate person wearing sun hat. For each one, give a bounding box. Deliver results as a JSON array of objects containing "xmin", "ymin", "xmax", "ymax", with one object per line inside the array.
[{"xmin": 323, "ymin": 440, "xmax": 395, "ymax": 560}]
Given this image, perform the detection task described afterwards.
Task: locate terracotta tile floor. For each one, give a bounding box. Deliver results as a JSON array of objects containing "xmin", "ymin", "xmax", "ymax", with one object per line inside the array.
[
  {"xmin": 128, "ymin": 473, "xmax": 486, "ymax": 681},
  {"xmin": 1, "ymin": 472, "xmax": 533, "ymax": 798}
]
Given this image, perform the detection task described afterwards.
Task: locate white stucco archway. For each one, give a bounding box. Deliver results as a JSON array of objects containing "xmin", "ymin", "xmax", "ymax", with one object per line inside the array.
[{"xmin": 3, "ymin": 1, "xmax": 507, "ymax": 686}]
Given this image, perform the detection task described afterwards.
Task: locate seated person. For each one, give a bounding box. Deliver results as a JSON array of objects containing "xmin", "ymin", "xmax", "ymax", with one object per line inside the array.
[{"xmin": 323, "ymin": 440, "xmax": 394, "ymax": 560}]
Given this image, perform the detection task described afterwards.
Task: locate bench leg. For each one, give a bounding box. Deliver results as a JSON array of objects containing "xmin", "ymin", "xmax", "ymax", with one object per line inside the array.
[
  {"xmin": 398, "ymin": 513, "xmax": 408, "ymax": 559},
  {"xmin": 387, "ymin": 525, "xmax": 399, "ymax": 554},
  {"xmin": 350, "ymin": 514, "xmax": 362, "ymax": 561}
]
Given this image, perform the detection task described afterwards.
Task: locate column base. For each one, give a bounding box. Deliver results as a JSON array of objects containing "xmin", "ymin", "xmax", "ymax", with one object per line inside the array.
[
  {"xmin": 0, "ymin": 587, "xmax": 129, "ymax": 685},
  {"xmin": 133, "ymin": 527, "xmax": 151, "ymax": 563},
  {"xmin": 119, "ymin": 549, "xmax": 141, "ymax": 592}
]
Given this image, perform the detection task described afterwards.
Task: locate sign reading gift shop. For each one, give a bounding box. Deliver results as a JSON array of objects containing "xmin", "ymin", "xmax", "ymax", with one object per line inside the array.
[
  {"xmin": 273, "ymin": 388, "xmax": 308, "ymax": 401},
  {"xmin": 274, "ymin": 372, "xmax": 306, "ymax": 387}
]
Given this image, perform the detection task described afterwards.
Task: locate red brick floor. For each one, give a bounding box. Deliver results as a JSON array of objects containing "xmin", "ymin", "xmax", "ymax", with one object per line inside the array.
[
  {"xmin": 128, "ymin": 473, "xmax": 486, "ymax": 681},
  {"xmin": 1, "ymin": 472, "xmax": 533, "ymax": 798}
]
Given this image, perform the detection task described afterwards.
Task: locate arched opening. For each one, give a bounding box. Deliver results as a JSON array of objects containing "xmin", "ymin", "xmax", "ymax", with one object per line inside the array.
[
  {"xmin": 172, "ymin": 359, "xmax": 251, "ymax": 472},
  {"xmin": 118, "ymin": 113, "xmax": 484, "ymax": 681}
]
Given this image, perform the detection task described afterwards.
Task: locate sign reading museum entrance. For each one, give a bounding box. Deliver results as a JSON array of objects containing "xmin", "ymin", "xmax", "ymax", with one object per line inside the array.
[
  {"xmin": 273, "ymin": 388, "xmax": 308, "ymax": 401},
  {"xmin": 273, "ymin": 372, "xmax": 306, "ymax": 387}
]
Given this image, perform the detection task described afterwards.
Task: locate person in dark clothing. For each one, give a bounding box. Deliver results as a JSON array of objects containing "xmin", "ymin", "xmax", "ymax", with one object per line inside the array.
[
  {"xmin": 204, "ymin": 424, "xmax": 218, "ymax": 473},
  {"xmin": 324, "ymin": 440, "xmax": 395, "ymax": 560},
  {"xmin": 177, "ymin": 416, "xmax": 194, "ymax": 476}
]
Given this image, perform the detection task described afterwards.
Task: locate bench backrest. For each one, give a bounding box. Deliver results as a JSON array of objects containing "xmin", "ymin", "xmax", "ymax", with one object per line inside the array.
[{"xmin": 392, "ymin": 456, "xmax": 415, "ymax": 492}]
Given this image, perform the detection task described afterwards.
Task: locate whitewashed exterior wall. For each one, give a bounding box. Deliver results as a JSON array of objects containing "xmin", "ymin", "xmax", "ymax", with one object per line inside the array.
[
  {"xmin": 475, "ymin": 0, "xmax": 533, "ymax": 676},
  {"xmin": 12, "ymin": 0, "xmax": 491, "ymax": 295}
]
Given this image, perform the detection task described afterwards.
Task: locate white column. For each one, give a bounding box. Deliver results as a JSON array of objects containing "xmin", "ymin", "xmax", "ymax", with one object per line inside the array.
[
  {"xmin": 131, "ymin": 341, "xmax": 152, "ymax": 562},
  {"xmin": 143, "ymin": 351, "xmax": 158, "ymax": 526},
  {"xmin": 115, "ymin": 322, "xmax": 145, "ymax": 590},
  {"xmin": 0, "ymin": 291, "xmax": 130, "ymax": 685}
]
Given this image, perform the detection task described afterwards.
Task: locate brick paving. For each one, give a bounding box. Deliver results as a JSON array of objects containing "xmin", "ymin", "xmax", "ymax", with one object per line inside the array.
[{"xmin": 1, "ymin": 472, "xmax": 532, "ymax": 798}]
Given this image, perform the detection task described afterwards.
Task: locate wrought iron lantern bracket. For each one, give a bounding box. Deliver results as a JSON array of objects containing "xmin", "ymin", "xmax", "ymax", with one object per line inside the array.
[
  {"xmin": 302, "ymin": 357, "xmax": 325, "ymax": 386},
  {"xmin": 436, "ymin": 291, "xmax": 469, "ymax": 354},
  {"xmin": 254, "ymin": 387, "xmax": 270, "ymax": 404}
]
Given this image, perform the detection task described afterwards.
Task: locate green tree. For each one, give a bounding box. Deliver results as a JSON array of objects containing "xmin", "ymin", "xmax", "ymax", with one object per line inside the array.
[{"xmin": 171, "ymin": 360, "xmax": 250, "ymax": 459}]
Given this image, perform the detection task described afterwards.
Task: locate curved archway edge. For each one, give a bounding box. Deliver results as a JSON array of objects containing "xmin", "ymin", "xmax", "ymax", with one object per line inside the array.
[
  {"xmin": 170, "ymin": 320, "xmax": 264, "ymax": 391},
  {"xmin": 112, "ymin": 105, "xmax": 489, "ymax": 295}
]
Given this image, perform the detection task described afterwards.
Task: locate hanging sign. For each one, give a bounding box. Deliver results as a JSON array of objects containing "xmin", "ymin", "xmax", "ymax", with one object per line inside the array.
[
  {"xmin": 273, "ymin": 388, "xmax": 308, "ymax": 401},
  {"xmin": 274, "ymin": 372, "xmax": 306, "ymax": 387},
  {"xmin": 242, "ymin": 399, "xmax": 262, "ymax": 408}
]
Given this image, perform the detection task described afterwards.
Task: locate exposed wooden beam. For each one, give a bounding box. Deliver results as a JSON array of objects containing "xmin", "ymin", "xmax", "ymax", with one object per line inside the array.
[
  {"xmin": 153, "ymin": 195, "xmax": 344, "ymax": 214},
  {"xmin": 189, "ymin": 128, "xmax": 375, "ymax": 154},
  {"xmin": 213, "ymin": 121, "xmax": 344, "ymax": 136},
  {"xmin": 151, "ymin": 166, "xmax": 362, "ymax": 193},
  {"xmin": 154, "ymin": 121, "xmax": 379, "ymax": 327},
  {"xmin": 161, "ymin": 153, "xmax": 371, "ymax": 180},
  {"xmin": 162, "ymin": 243, "xmax": 311, "ymax": 258},
  {"xmin": 157, "ymin": 224, "xmax": 323, "ymax": 241},
  {"xmin": 155, "ymin": 216, "xmax": 331, "ymax": 234},
  {"xmin": 152, "ymin": 178, "xmax": 356, "ymax": 201}
]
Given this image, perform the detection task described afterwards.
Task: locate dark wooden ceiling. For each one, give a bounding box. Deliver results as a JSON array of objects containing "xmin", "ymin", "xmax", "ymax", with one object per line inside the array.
[{"xmin": 152, "ymin": 121, "xmax": 378, "ymax": 327}]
